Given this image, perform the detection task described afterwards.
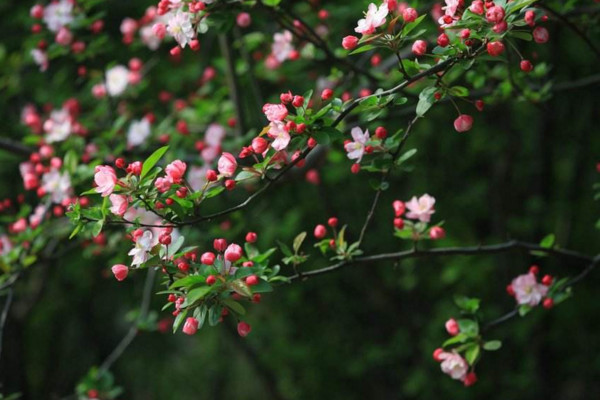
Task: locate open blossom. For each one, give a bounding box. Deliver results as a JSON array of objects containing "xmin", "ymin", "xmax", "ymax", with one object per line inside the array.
[
  {"xmin": 272, "ymin": 30, "xmax": 294, "ymax": 62},
  {"xmin": 205, "ymin": 123, "xmax": 226, "ymax": 147},
  {"xmin": 127, "ymin": 118, "xmax": 151, "ymax": 148},
  {"xmin": 405, "ymin": 194, "xmax": 436, "ymax": 222},
  {"xmin": 344, "ymin": 127, "xmax": 369, "ymax": 163},
  {"xmin": 511, "ymin": 273, "xmax": 549, "ymax": 306},
  {"xmin": 262, "ymin": 103, "xmax": 288, "ymax": 122},
  {"xmin": 31, "ymin": 49, "xmax": 49, "ymax": 72},
  {"xmin": 0, "ymin": 235, "xmax": 12, "ymax": 256},
  {"xmin": 41, "ymin": 169, "xmax": 72, "ymax": 203},
  {"xmin": 166, "ymin": 160, "xmax": 187, "ymax": 183},
  {"xmin": 438, "ymin": 0, "xmax": 460, "ymax": 26},
  {"xmin": 218, "ymin": 152, "xmax": 237, "ymax": 177},
  {"xmin": 109, "ymin": 194, "xmax": 129, "ymax": 217},
  {"xmin": 106, "ymin": 65, "xmax": 129, "ymax": 97},
  {"xmin": 167, "ymin": 11, "xmax": 194, "ymax": 48},
  {"xmin": 355, "ymin": 3, "xmax": 388, "ymax": 35},
  {"xmin": 43, "ymin": 0, "xmax": 74, "ymax": 32},
  {"xmin": 94, "ymin": 165, "xmax": 117, "ymax": 197},
  {"xmin": 439, "ymin": 351, "xmax": 469, "ymax": 380},
  {"xmin": 44, "ymin": 109, "xmax": 72, "ymax": 143},
  {"xmin": 29, "ymin": 205, "xmax": 47, "ymax": 229},
  {"xmin": 128, "ymin": 230, "xmax": 154, "ymax": 266},
  {"xmin": 268, "ymin": 121, "xmax": 290, "ymax": 151},
  {"xmin": 155, "ymin": 177, "xmax": 172, "ymax": 193}
]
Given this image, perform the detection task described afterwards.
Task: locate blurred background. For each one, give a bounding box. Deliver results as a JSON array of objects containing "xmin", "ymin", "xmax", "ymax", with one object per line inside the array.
[{"xmin": 0, "ymin": 0, "xmax": 599, "ymax": 399}]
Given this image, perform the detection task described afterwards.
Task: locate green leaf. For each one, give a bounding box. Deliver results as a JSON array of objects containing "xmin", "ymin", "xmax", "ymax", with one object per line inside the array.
[
  {"xmin": 141, "ymin": 146, "xmax": 169, "ymax": 179},
  {"xmin": 416, "ymin": 87, "xmax": 437, "ymax": 117},
  {"xmin": 519, "ymin": 304, "xmax": 533, "ymax": 316},
  {"xmin": 540, "ymin": 234, "xmax": 555, "ymax": 248},
  {"xmin": 442, "ymin": 332, "xmax": 469, "ymax": 347},
  {"xmin": 483, "ymin": 340, "xmax": 502, "ymax": 351},
  {"xmin": 262, "ymin": 0, "xmax": 281, "ymax": 5},
  {"xmin": 250, "ymin": 280, "xmax": 273, "ymax": 294},
  {"xmin": 457, "ymin": 319, "xmax": 479, "ymax": 336},
  {"xmin": 396, "ymin": 149, "xmax": 417, "ymax": 165},
  {"xmin": 293, "ymin": 232, "xmax": 307, "ymax": 253},
  {"xmin": 454, "ymin": 295, "xmax": 480, "ymax": 313},
  {"xmin": 448, "ymin": 86, "xmax": 470, "ymax": 97},
  {"xmin": 312, "ymin": 130, "xmax": 331, "ymax": 145},
  {"xmin": 172, "ymin": 308, "xmax": 188, "ymax": 333},
  {"xmin": 349, "ymin": 44, "xmax": 376, "ymax": 55},
  {"xmin": 402, "ymin": 14, "xmax": 426, "ymax": 36},
  {"xmin": 186, "ymin": 286, "xmax": 212, "ymax": 305},
  {"xmin": 465, "ymin": 344, "xmax": 481, "ymax": 365},
  {"xmin": 223, "ymin": 298, "xmax": 246, "ymax": 316},
  {"xmin": 170, "ymin": 275, "xmax": 206, "ymax": 289},
  {"xmin": 92, "ymin": 219, "xmax": 104, "ymax": 237}
]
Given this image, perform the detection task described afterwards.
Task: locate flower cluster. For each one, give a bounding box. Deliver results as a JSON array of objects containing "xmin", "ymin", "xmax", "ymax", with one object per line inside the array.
[{"xmin": 392, "ymin": 194, "xmax": 445, "ymax": 240}]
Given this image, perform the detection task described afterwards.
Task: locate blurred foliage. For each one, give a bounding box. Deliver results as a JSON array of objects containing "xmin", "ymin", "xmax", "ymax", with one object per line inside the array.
[{"xmin": 0, "ymin": 0, "xmax": 599, "ymax": 399}]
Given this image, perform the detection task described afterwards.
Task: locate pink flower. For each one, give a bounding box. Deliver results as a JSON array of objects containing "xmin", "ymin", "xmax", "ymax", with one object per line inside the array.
[
  {"xmin": 486, "ymin": 6, "xmax": 505, "ymax": 24},
  {"xmin": 11, "ymin": 218, "xmax": 27, "ymax": 233},
  {"xmin": 94, "ymin": 165, "xmax": 117, "ymax": 197},
  {"xmin": 445, "ymin": 318, "xmax": 459, "ymax": 336},
  {"xmin": 262, "ymin": 103, "xmax": 288, "ymax": 122},
  {"xmin": 470, "ymin": 1, "xmax": 484, "ymax": 15},
  {"xmin": 252, "ymin": 137, "xmax": 269, "ymax": 154},
  {"xmin": 237, "ymin": 321, "xmax": 252, "ymax": 337},
  {"xmin": 111, "ymin": 264, "xmax": 129, "ymax": 281},
  {"xmin": 511, "ymin": 273, "xmax": 549, "ymax": 306},
  {"xmin": 217, "ymin": 152, "xmax": 237, "ymax": 177},
  {"xmin": 183, "ymin": 317, "xmax": 199, "ymax": 335},
  {"xmin": 344, "ymin": 127, "xmax": 369, "ymax": 162},
  {"xmin": 405, "ymin": 194, "xmax": 436, "ymax": 223},
  {"xmin": 342, "ymin": 35, "xmax": 359, "ymax": 50},
  {"xmin": 453, "ymin": 114, "xmax": 473, "ymax": 132},
  {"xmin": 109, "ymin": 194, "xmax": 129, "ymax": 217},
  {"xmin": 236, "ymin": 12, "xmax": 251, "ymax": 28},
  {"xmin": 402, "ymin": 7, "xmax": 418, "ymax": 22},
  {"xmin": 272, "ymin": 30, "xmax": 294, "ymax": 62},
  {"xmin": 165, "ymin": 160, "xmax": 187, "ymax": 183},
  {"xmin": 224, "ymin": 243, "xmax": 243, "ymax": 263},
  {"xmin": 439, "ymin": 351, "xmax": 468, "ymax": 380},
  {"xmin": 152, "ymin": 23, "xmax": 166, "ymax": 39},
  {"xmin": 268, "ymin": 122, "xmax": 291, "ymax": 152},
  {"xmin": 155, "ymin": 177, "xmax": 172, "ymax": 193},
  {"xmin": 412, "ymin": 39, "xmax": 427, "ymax": 56},
  {"xmin": 355, "ymin": 3, "xmax": 389, "ymax": 35}
]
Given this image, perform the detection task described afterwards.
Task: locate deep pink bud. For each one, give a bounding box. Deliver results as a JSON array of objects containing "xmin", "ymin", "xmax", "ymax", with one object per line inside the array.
[
  {"xmin": 111, "ymin": 264, "xmax": 129, "ymax": 281},
  {"xmin": 445, "ymin": 318, "xmax": 460, "ymax": 336},
  {"xmin": 314, "ymin": 224, "xmax": 327, "ymax": 239},
  {"xmin": 206, "ymin": 275, "xmax": 217, "ymax": 285},
  {"xmin": 429, "ymin": 226, "xmax": 446, "ymax": 240},
  {"xmin": 402, "ymin": 7, "xmax": 418, "ymax": 23},
  {"xmin": 201, "ymin": 252, "xmax": 216, "ymax": 265},
  {"xmin": 342, "ymin": 35, "xmax": 359, "ymax": 50},
  {"xmin": 412, "ymin": 40, "xmax": 427, "ymax": 56},
  {"xmin": 182, "ymin": 317, "xmax": 199, "ymax": 335},
  {"xmin": 454, "ymin": 114, "xmax": 474, "ymax": 132},
  {"xmin": 392, "ymin": 200, "xmax": 405, "ymax": 217},
  {"xmin": 245, "ymin": 232, "xmax": 257, "ymax": 243},
  {"xmin": 237, "ymin": 321, "xmax": 252, "ymax": 337},
  {"xmin": 224, "ymin": 243, "xmax": 243, "ymax": 262},
  {"xmin": 533, "ymin": 27, "xmax": 549, "ymax": 44},
  {"xmin": 252, "ymin": 137, "xmax": 269, "ymax": 154},
  {"xmin": 486, "ymin": 41, "xmax": 505, "ymax": 57},
  {"xmin": 486, "ymin": 6, "xmax": 505, "ymax": 23},
  {"xmin": 213, "ymin": 238, "xmax": 228, "ymax": 252},
  {"xmin": 246, "ymin": 275, "xmax": 259, "ymax": 286}
]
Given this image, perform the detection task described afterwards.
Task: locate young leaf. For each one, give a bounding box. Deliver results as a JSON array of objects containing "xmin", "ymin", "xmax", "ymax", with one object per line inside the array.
[
  {"xmin": 483, "ymin": 340, "xmax": 502, "ymax": 351},
  {"xmin": 141, "ymin": 146, "xmax": 169, "ymax": 179},
  {"xmin": 293, "ymin": 232, "xmax": 307, "ymax": 253}
]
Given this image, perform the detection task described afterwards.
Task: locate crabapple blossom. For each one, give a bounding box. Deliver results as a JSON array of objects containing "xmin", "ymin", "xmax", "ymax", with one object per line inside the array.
[
  {"xmin": 405, "ymin": 194, "xmax": 436, "ymax": 223},
  {"xmin": 167, "ymin": 11, "xmax": 194, "ymax": 48},
  {"xmin": 511, "ymin": 273, "xmax": 549, "ymax": 306},
  {"xmin": 438, "ymin": 351, "xmax": 468, "ymax": 380},
  {"xmin": 344, "ymin": 127, "xmax": 369, "ymax": 163},
  {"xmin": 165, "ymin": 160, "xmax": 187, "ymax": 183},
  {"xmin": 263, "ymin": 103, "xmax": 288, "ymax": 122},
  {"xmin": 217, "ymin": 152, "xmax": 237, "ymax": 177},
  {"xmin": 252, "ymin": 137, "xmax": 269, "ymax": 154},
  {"xmin": 127, "ymin": 118, "xmax": 151, "ymax": 148},
  {"xmin": 155, "ymin": 177, "xmax": 172, "ymax": 193},
  {"xmin": 105, "ymin": 65, "xmax": 129, "ymax": 97},
  {"xmin": 533, "ymin": 27, "xmax": 549, "ymax": 44},
  {"xmin": 94, "ymin": 166, "xmax": 117, "ymax": 197},
  {"xmin": 314, "ymin": 224, "xmax": 327, "ymax": 239},
  {"xmin": 44, "ymin": 109, "xmax": 72, "ymax": 143},
  {"xmin": 236, "ymin": 12, "xmax": 251, "ymax": 28},
  {"xmin": 41, "ymin": 169, "xmax": 72, "ymax": 203},
  {"xmin": 268, "ymin": 122, "xmax": 291, "ymax": 151},
  {"xmin": 520, "ymin": 60, "xmax": 533, "ymax": 72},
  {"xmin": 429, "ymin": 226, "xmax": 446, "ymax": 240},
  {"xmin": 412, "ymin": 40, "xmax": 427, "ymax": 56},
  {"xmin": 486, "ymin": 6, "xmax": 505, "ymax": 24},
  {"xmin": 128, "ymin": 230, "xmax": 154, "ymax": 266},
  {"xmin": 393, "ymin": 200, "xmax": 405, "ymax": 217},
  {"xmin": 272, "ymin": 30, "xmax": 294, "ymax": 62},
  {"xmin": 245, "ymin": 232, "xmax": 257, "ymax": 243},
  {"xmin": 402, "ymin": 8, "xmax": 418, "ymax": 23},
  {"xmin": 111, "ymin": 264, "xmax": 129, "ymax": 281},
  {"xmin": 355, "ymin": 3, "xmax": 388, "ymax": 36},
  {"xmin": 31, "ymin": 49, "xmax": 48, "ymax": 72},
  {"xmin": 454, "ymin": 114, "xmax": 473, "ymax": 132},
  {"xmin": 486, "ymin": 41, "xmax": 505, "ymax": 57},
  {"xmin": 109, "ymin": 194, "xmax": 129, "ymax": 217},
  {"xmin": 470, "ymin": 0, "xmax": 484, "ymax": 15},
  {"xmin": 43, "ymin": 0, "xmax": 74, "ymax": 32}
]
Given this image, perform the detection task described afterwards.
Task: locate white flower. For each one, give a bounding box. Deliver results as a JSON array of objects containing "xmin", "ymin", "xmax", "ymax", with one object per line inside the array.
[
  {"xmin": 272, "ymin": 30, "xmax": 294, "ymax": 62},
  {"xmin": 105, "ymin": 65, "xmax": 129, "ymax": 97},
  {"xmin": 268, "ymin": 121, "xmax": 290, "ymax": 151},
  {"xmin": 41, "ymin": 169, "xmax": 72, "ymax": 203},
  {"xmin": 355, "ymin": 3, "xmax": 388, "ymax": 35},
  {"xmin": 127, "ymin": 118, "xmax": 151, "ymax": 148},
  {"xmin": 128, "ymin": 230, "xmax": 154, "ymax": 266},
  {"xmin": 512, "ymin": 273, "xmax": 549, "ymax": 306},
  {"xmin": 31, "ymin": 49, "xmax": 49, "ymax": 72},
  {"xmin": 43, "ymin": 0, "xmax": 74, "ymax": 32},
  {"xmin": 44, "ymin": 109, "xmax": 72, "ymax": 143},
  {"xmin": 344, "ymin": 127, "xmax": 369, "ymax": 162},
  {"xmin": 205, "ymin": 123, "xmax": 226, "ymax": 147},
  {"xmin": 167, "ymin": 11, "xmax": 195, "ymax": 48},
  {"xmin": 439, "ymin": 351, "xmax": 468, "ymax": 380}
]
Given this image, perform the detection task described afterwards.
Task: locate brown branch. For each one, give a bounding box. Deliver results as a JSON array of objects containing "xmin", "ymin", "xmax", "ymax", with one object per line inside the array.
[{"xmin": 0, "ymin": 138, "xmax": 33, "ymax": 157}]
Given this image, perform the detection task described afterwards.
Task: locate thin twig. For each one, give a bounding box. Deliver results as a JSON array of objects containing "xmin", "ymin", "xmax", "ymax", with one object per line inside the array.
[{"xmin": 0, "ymin": 288, "xmax": 14, "ymax": 369}]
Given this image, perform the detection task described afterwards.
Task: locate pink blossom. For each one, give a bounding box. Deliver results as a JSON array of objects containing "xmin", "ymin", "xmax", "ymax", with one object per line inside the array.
[
  {"xmin": 272, "ymin": 30, "xmax": 294, "ymax": 62},
  {"xmin": 165, "ymin": 160, "xmax": 187, "ymax": 183},
  {"xmin": 152, "ymin": 23, "xmax": 167, "ymax": 39},
  {"xmin": 217, "ymin": 152, "xmax": 237, "ymax": 177},
  {"xmin": 511, "ymin": 273, "xmax": 549, "ymax": 306},
  {"xmin": 268, "ymin": 122, "xmax": 291, "ymax": 151},
  {"xmin": 205, "ymin": 123, "xmax": 226, "ymax": 147},
  {"xmin": 262, "ymin": 103, "xmax": 288, "ymax": 122},
  {"xmin": 128, "ymin": 230, "xmax": 153, "ymax": 266},
  {"xmin": 167, "ymin": 11, "xmax": 194, "ymax": 48},
  {"xmin": 355, "ymin": 3, "xmax": 389, "ymax": 35},
  {"xmin": 412, "ymin": 40, "xmax": 427, "ymax": 56},
  {"xmin": 470, "ymin": 1, "xmax": 484, "ymax": 15},
  {"xmin": 344, "ymin": 127, "xmax": 369, "ymax": 163},
  {"xmin": 94, "ymin": 165, "xmax": 117, "ymax": 197},
  {"xmin": 11, "ymin": 218, "xmax": 27, "ymax": 233},
  {"xmin": 405, "ymin": 194, "xmax": 436, "ymax": 223},
  {"xmin": 109, "ymin": 194, "xmax": 129, "ymax": 216},
  {"xmin": 236, "ymin": 12, "xmax": 251, "ymax": 28},
  {"xmin": 155, "ymin": 177, "xmax": 172, "ymax": 193},
  {"xmin": 120, "ymin": 18, "xmax": 138, "ymax": 36},
  {"xmin": 55, "ymin": 27, "xmax": 73, "ymax": 46},
  {"xmin": 439, "ymin": 351, "xmax": 468, "ymax": 380}
]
